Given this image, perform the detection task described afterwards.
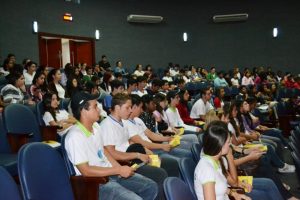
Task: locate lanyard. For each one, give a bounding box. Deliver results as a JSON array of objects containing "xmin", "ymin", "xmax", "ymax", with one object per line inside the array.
[{"xmin": 109, "ymin": 115, "xmax": 123, "ymax": 127}]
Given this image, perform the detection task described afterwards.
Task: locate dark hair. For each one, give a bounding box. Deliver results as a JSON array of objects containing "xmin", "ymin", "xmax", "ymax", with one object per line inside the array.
[
  {"xmin": 47, "ymin": 69, "xmax": 60, "ymax": 83},
  {"xmin": 215, "ymin": 87, "xmax": 225, "ymax": 99},
  {"xmin": 71, "ymin": 96, "xmax": 91, "ymax": 120},
  {"xmin": 153, "ymin": 93, "xmax": 166, "ymax": 114},
  {"xmin": 32, "ymin": 70, "xmax": 45, "ymax": 85},
  {"xmin": 141, "ymin": 94, "xmax": 154, "ymax": 111},
  {"xmin": 127, "ymin": 78, "xmax": 137, "ymax": 88},
  {"xmin": 110, "ymin": 79, "xmax": 124, "ymax": 90},
  {"xmin": 179, "ymin": 89, "xmax": 188, "ymax": 104},
  {"xmin": 43, "ymin": 92, "xmax": 60, "ymax": 121},
  {"xmin": 103, "ymin": 72, "xmax": 112, "ymax": 84},
  {"xmin": 203, "ymin": 120, "xmax": 229, "ymax": 156},
  {"xmin": 66, "ymin": 76, "xmax": 80, "ymax": 98},
  {"xmin": 111, "ymin": 93, "xmax": 130, "ymax": 111},
  {"xmin": 130, "ymin": 94, "xmax": 142, "ymax": 107},
  {"xmin": 234, "ymin": 100, "xmax": 246, "ymax": 132},
  {"xmin": 24, "ymin": 61, "xmax": 37, "ymax": 71},
  {"xmin": 201, "ymin": 87, "xmax": 210, "ymax": 98},
  {"xmin": 6, "ymin": 71, "xmax": 23, "ymax": 86},
  {"xmin": 151, "ymin": 79, "xmax": 162, "ymax": 87},
  {"xmin": 136, "ymin": 75, "xmax": 147, "ymax": 83}
]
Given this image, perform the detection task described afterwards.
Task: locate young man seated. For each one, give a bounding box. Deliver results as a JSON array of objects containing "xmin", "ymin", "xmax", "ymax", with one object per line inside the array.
[
  {"xmin": 65, "ymin": 91, "xmax": 158, "ymax": 200},
  {"xmin": 100, "ymin": 93, "xmax": 168, "ymax": 200},
  {"xmin": 103, "ymin": 79, "xmax": 124, "ymax": 113}
]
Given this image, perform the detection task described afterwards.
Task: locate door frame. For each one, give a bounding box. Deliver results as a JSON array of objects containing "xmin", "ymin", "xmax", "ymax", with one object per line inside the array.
[{"xmin": 38, "ymin": 32, "xmax": 96, "ymax": 67}]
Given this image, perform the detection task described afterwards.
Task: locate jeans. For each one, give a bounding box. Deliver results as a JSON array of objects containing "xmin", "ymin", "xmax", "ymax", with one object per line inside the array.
[
  {"xmin": 262, "ymin": 143, "xmax": 284, "ymax": 168},
  {"xmin": 100, "ymin": 173, "xmax": 158, "ymax": 200},
  {"xmin": 152, "ymin": 150, "xmax": 180, "ymax": 177},
  {"xmin": 263, "ymin": 128, "xmax": 288, "ymax": 146},
  {"xmin": 137, "ymin": 165, "xmax": 168, "ymax": 200},
  {"xmin": 261, "ymin": 135, "xmax": 284, "ymax": 160},
  {"xmin": 254, "ymin": 160, "xmax": 292, "ymax": 199},
  {"xmin": 247, "ymin": 178, "xmax": 284, "ymax": 200}
]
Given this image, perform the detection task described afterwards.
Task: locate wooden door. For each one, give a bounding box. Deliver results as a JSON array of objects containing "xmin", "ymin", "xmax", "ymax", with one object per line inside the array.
[
  {"xmin": 39, "ymin": 38, "xmax": 62, "ymax": 69},
  {"xmin": 72, "ymin": 41, "xmax": 94, "ymax": 66}
]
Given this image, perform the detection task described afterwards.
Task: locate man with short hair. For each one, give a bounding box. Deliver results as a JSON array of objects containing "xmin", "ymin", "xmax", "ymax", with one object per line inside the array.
[
  {"xmin": 65, "ymin": 91, "xmax": 158, "ymax": 200},
  {"xmin": 103, "ymin": 79, "xmax": 125, "ymax": 112},
  {"xmin": 190, "ymin": 87, "xmax": 214, "ymax": 120},
  {"xmin": 100, "ymin": 93, "xmax": 168, "ymax": 200}
]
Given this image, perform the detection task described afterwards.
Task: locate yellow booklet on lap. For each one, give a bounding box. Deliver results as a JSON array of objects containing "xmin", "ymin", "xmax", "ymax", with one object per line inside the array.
[
  {"xmin": 238, "ymin": 176, "xmax": 253, "ymax": 193},
  {"xmin": 148, "ymin": 155, "xmax": 161, "ymax": 168}
]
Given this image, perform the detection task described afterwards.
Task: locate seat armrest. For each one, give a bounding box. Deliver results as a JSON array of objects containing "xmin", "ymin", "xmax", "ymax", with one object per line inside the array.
[
  {"xmin": 40, "ymin": 126, "xmax": 59, "ymax": 141},
  {"xmin": 70, "ymin": 175, "xmax": 108, "ymax": 200}
]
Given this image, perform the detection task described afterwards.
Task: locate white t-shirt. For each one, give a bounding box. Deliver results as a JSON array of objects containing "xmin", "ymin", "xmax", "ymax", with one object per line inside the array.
[
  {"xmin": 194, "ymin": 155, "xmax": 229, "ymax": 200},
  {"xmin": 123, "ymin": 117, "xmax": 152, "ymax": 142},
  {"xmin": 131, "ymin": 90, "xmax": 148, "ymax": 97},
  {"xmin": 55, "ymin": 83, "xmax": 65, "ymax": 99},
  {"xmin": 133, "ymin": 70, "xmax": 145, "ymax": 77},
  {"xmin": 190, "ymin": 98, "xmax": 213, "ymax": 119},
  {"xmin": 164, "ymin": 107, "xmax": 198, "ymax": 132},
  {"xmin": 65, "ymin": 123, "xmax": 112, "ymax": 175},
  {"xmin": 231, "ymin": 78, "xmax": 239, "ymax": 87},
  {"xmin": 24, "ymin": 71, "xmax": 36, "ymax": 85},
  {"xmin": 43, "ymin": 109, "xmax": 71, "ymax": 135},
  {"xmin": 100, "ymin": 116, "xmax": 130, "ymax": 152}
]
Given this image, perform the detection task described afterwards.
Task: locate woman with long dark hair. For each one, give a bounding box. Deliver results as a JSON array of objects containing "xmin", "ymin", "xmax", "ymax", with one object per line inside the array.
[
  {"xmin": 29, "ymin": 70, "xmax": 47, "ymax": 102},
  {"xmin": 42, "ymin": 92, "xmax": 76, "ymax": 136},
  {"xmin": 194, "ymin": 120, "xmax": 250, "ymax": 200}
]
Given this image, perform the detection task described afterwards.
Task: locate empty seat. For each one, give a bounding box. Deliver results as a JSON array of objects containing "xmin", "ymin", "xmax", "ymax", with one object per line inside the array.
[
  {"xmin": 178, "ymin": 158, "xmax": 198, "ymax": 199},
  {"xmin": 18, "ymin": 142, "xmax": 74, "ymax": 200},
  {"xmin": 0, "ymin": 166, "xmax": 22, "ymax": 200},
  {"xmin": 163, "ymin": 177, "xmax": 196, "ymax": 200}
]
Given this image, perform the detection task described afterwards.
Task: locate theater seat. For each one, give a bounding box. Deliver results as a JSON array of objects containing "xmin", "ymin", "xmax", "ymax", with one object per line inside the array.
[
  {"xmin": 61, "ymin": 133, "xmax": 108, "ymax": 200},
  {"xmin": 0, "ymin": 114, "xmax": 17, "ymax": 176},
  {"xmin": 191, "ymin": 142, "xmax": 202, "ymax": 162},
  {"xmin": 178, "ymin": 158, "xmax": 197, "ymax": 199},
  {"xmin": 3, "ymin": 104, "xmax": 42, "ymax": 152},
  {"xmin": 18, "ymin": 142, "xmax": 74, "ymax": 200},
  {"xmin": 36, "ymin": 101, "xmax": 59, "ymax": 141},
  {"xmin": 163, "ymin": 177, "xmax": 196, "ymax": 200},
  {"xmin": 0, "ymin": 166, "xmax": 22, "ymax": 200},
  {"xmin": 291, "ymin": 152, "xmax": 300, "ymax": 182}
]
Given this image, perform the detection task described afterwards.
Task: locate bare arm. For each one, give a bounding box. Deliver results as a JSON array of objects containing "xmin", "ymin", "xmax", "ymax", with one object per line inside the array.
[
  {"xmin": 76, "ymin": 163, "xmax": 134, "ymax": 178},
  {"xmin": 104, "ymin": 145, "xmax": 149, "ymax": 163},
  {"xmin": 130, "ymin": 135, "xmax": 171, "ymax": 152},
  {"xmin": 144, "ymin": 129, "xmax": 170, "ymax": 142},
  {"xmin": 203, "ymin": 182, "xmax": 216, "ymax": 200}
]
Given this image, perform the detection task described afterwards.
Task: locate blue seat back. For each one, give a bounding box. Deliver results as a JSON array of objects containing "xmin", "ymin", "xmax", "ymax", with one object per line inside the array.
[
  {"xmin": 191, "ymin": 142, "xmax": 202, "ymax": 163},
  {"xmin": 61, "ymin": 132, "xmax": 76, "ymax": 176},
  {"xmin": 36, "ymin": 101, "xmax": 46, "ymax": 126},
  {"xmin": 178, "ymin": 158, "xmax": 197, "ymax": 199},
  {"xmin": 18, "ymin": 143, "xmax": 74, "ymax": 200},
  {"xmin": 0, "ymin": 113, "xmax": 11, "ymax": 153},
  {"xmin": 163, "ymin": 177, "xmax": 196, "ymax": 200},
  {"xmin": 291, "ymin": 152, "xmax": 300, "ymax": 182},
  {"xmin": 3, "ymin": 104, "xmax": 41, "ymax": 142},
  {"xmin": 0, "ymin": 166, "xmax": 22, "ymax": 200}
]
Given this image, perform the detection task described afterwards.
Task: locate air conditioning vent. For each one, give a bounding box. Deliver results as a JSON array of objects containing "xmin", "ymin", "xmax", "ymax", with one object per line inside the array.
[
  {"xmin": 213, "ymin": 13, "xmax": 248, "ymax": 23},
  {"xmin": 127, "ymin": 15, "xmax": 163, "ymax": 23}
]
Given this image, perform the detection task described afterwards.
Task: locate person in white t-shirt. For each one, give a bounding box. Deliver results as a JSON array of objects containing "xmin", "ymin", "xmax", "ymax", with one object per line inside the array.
[
  {"xmin": 194, "ymin": 120, "xmax": 250, "ymax": 200},
  {"xmin": 42, "ymin": 92, "xmax": 76, "ymax": 136},
  {"xmin": 190, "ymin": 87, "xmax": 214, "ymax": 120},
  {"xmin": 100, "ymin": 93, "xmax": 168, "ymax": 200},
  {"xmin": 65, "ymin": 91, "xmax": 158, "ymax": 200},
  {"xmin": 165, "ymin": 90, "xmax": 201, "ymax": 133},
  {"xmin": 23, "ymin": 61, "xmax": 36, "ymax": 85}
]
